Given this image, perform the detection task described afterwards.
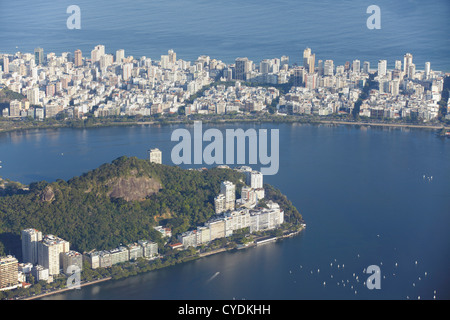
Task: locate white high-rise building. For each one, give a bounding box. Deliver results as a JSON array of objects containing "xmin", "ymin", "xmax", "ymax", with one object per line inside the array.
[
  {"xmin": 220, "ymin": 181, "xmax": 235, "ymax": 211},
  {"xmin": 160, "ymin": 55, "xmax": 170, "ymax": 69},
  {"xmin": 390, "ymin": 79, "xmax": 400, "ymax": 96},
  {"xmin": 27, "ymin": 87, "xmax": 40, "ymax": 105},
  {"xmin": 324, "ymin": 60, "xmax": 334, "ymax": 76},
  {"xmin": 260, "ymin": 59, "xmax": 271, "ymax": 74},
  {"xmin": 122, "ymin": 63, "xmax": 132, "ymax": 81},
  {"xmin": 424, "ymin": 62, "xmax": 431, "ymax": 80},
  {"xmin": 378, "ymin": 60, "xmax": 387, "ymax": 77},
  {"xmin": 91, "ymin": 45, "xmax": 105, "ymax": 63},
  {"xmin": 408, "ymin": 63, "xmax": 416, "ymax": 78},
  {"xmin": 61, "ymin": 251, "xmax": 82, "ymax": 275},
  {"xmin": 168, "ymin": 49, "xmax": 176, "ymax": 64},
  {"xmin": 0, "ymin": 256, "xmax": 19, "ymax": 290},
  {"xmin": 100, "ymin": 54, "xmax": 113, "ymax": 70},
  {"xmin": 37, "ymin": 235, "xmax": 70, "ymax": 276},
  {"xmin": 21, "ymin": 228, "xmax": 43, "ymax": 264},
  {"xmin": 403, "ymin": 53, "xmax": 413, "ymax": 74},
  {"xmin": 352, "ymin": 60, "xmax": 360, "ymax": 73},
  {"xmin": 248, "ymin": 171, "xmax": 263, "ymax": 189},
  {"xmin": 115, "ymin": 49, "xmax": 125, "ymax": 63},
  {"xmin": 149, "ymin": 148, "xmax": 162, "ymax": 164}
]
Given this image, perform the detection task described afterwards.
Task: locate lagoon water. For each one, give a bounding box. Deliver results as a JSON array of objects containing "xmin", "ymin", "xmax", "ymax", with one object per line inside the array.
[{"xmin": 0, "ymin": 123, "xmax": 449, "ymax": 300}]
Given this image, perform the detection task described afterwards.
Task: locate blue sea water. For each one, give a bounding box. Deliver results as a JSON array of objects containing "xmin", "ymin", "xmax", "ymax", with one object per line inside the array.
[
  {"xmin": 0, "ymin": 123, "xmax": 449, "ymax": 300},
  {"xmin": 1, "ymin": 0, "xmax": 450, "ymax": 70}
]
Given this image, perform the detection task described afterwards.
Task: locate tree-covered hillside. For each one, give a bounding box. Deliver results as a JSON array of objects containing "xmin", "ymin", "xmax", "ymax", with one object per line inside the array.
[
  {"xmin": 0, "ymin": 157, "xmax": 247, "ymax": 257},
  {"xmin": 0, "ymin": 156, "xmax": 302, "ymax": 258}
]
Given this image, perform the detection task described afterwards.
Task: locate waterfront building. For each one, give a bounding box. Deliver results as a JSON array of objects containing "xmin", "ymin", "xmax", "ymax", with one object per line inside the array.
[
  {"xmin": 196, "ymin": 226, "xmax": 211, "ymax": 246},
  {"xmin": 115, "ymin": 49, "xmax": 125, "ymax": 63},
  {"xmin": 378, "ymin": 60, "xmax": 387, "ymax": 77},
  {"xmin": 425, "ymin": 62, "xmax": 431, "ymax": 80},
  {"xmin": 62, "ymin": 250, "xmax": 83, "ymax": 275},
  {"xmin": 9, "ymin": 100, "xmax": 22, "ymax": 117},
  {"xmin": 18, "ymin": 263, "xmax": 33, "ymax": 274},
  {"xmin": 127, "ymin": 243, "xmax": 143, "ymax": 260},
  {"xmin": 85, "ymin": 251, "xmax": 100, "ymax": 269},
  {"xmin": 21, "ymin": 228, "xmax": 43, "ymax": 265},
  {"xmin": 32, "ymin": 265, "xmax": 50, "ymax": 283},
  {"xmin": 109, "ymin": 247, "xmax": 129, "ymax": 265},
  {"xmin": 168, "ymin": 49, "xmax": 177, "ymax": 64},
  {"xmin": 235, "ymin": 57, "xmax": 252, "ymax": 81},
  {"xmin": 260, "ymin": 59, "xmax": 271, "ymax": 74},
  {"xmin": 324, "ymin": 60, "xmax": 334, "ymax": 76},
  {"xmin": 403, "ymin": 53, "xmax": 413, "ymax": 74},
  {"xmin": 37, "ymin": 235, "xmax": 70, "ymax": 276},
  {"xmin": 138, "ymin": 240, "xmax": 158, "ymax": 258},
  {"xmin": 2, "ymin": 56, "xmax": 9, "ymax": 73},
  {"xmin": 149, "ymin": 148, "xmax": 162, "ymax": 164},
  {"xmin": 352, "ymin": 60, "xmax": 360, "ymax": 73},
  {"xmin": 249, "ymin": 201, "xmax": 284, "ymax": 233},
  {"xmin": 178, "ymin": 230, "xmax": 198, "ymax": 248},
  {"xmin": 91, "ymin": 44, "xmax": 105, "ymax": 63},
  {"xmin": 98, "ymin": 251, "xmax": 112, "ymax": 268},
  {"xmin": 27, "ymin": 87, "xmax": 40, "ymax": 105},
  {"xmin": 303, "ymin": 48, "xmax": 316, "ymax": 73},
  {"xmin": 224, "ymin": 208, "xmax": 251, "ymax": 233},
  {"xmin": 281, "ymin": 56, "xmax": 289, "ymax": 67},
  {"xmin": 207, "ymin": 218, "xmax": 226, "ymax": 241},
  {"xmin": 220, "ymin": 181, "xmax": 236, "ymax": 211},
  {"xmin": 0, "ymin": 256, "xmax": 19, "ymax": 290}
]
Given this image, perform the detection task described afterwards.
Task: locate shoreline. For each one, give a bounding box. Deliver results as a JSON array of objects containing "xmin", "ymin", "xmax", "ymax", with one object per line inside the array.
[{"xmin": 18, "ymin": 227, "xmax": 304, "ymax": 300}]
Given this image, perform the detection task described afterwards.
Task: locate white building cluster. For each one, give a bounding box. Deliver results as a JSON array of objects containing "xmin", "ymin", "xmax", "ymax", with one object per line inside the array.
[
  {"xmin": 178, "ymin": 201, "xmax": 284, "ymax": 249},
  {"xmin": 0, "ymin": 47, "xmax": 220, "ymax": 119},
  {"xmin": 189, "ymin": 82, "xmax": 280, "ymax": 115},
  {"xmin": 180, "ymin": 169, "xmax": 283, "ymax": 249},
  {"xmin": 19, "ymin": 229, "xmax": 75, "ymax": 284},
  {"xmin": 85, "ymin": 240, "xmax": 158, "ymax": 270},
  {"xmin": 1, "ymin": 48, "xmax": 445, "ymax": 122},
  {"xmin": 0, "ymin": 227, "xmax": 160, "ymax": 290}
]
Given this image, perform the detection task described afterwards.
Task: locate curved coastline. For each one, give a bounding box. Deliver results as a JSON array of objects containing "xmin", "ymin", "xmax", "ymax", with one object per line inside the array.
[{"xmin": 1, "ymin": 116, "xmax": 448, "ymax": 135}]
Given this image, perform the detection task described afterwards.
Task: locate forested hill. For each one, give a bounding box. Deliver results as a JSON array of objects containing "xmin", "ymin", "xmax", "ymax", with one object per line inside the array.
[{"xmin": 0, "ymin": 156, "xmax": 302, "ymax": 258}]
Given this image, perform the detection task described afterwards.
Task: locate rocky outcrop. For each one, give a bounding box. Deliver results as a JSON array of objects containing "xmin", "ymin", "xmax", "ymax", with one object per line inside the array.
[
  {"xmin": 41, "ymin": 186, "xmax": 55, "ymax": 202},
  {"xmin": 107, "ymin": 176, "xmax": 161, "ymax": 201}
]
